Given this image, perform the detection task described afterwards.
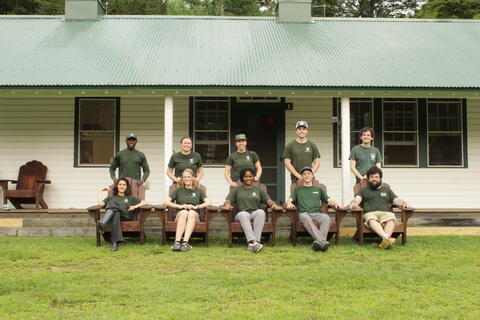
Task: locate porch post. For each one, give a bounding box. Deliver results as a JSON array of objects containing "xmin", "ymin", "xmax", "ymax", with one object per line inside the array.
[
  {"xmin": 164, "ymin": 96, "xmax": 174, "ymax": 196},
  {"xmin": 341, "ymin": 97, "xmax": 351, "ymax": 205}
]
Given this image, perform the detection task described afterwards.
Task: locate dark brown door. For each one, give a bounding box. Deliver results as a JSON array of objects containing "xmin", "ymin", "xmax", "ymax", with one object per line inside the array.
[{"xmin": 231, "ymin": 99, "xmax": 285, "ymax": 203}]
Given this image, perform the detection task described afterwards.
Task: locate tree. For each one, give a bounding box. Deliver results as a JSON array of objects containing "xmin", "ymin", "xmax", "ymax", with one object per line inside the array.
[{"xmin": 416, "ymin": 0, "xmax": 480, "ymax": 19}]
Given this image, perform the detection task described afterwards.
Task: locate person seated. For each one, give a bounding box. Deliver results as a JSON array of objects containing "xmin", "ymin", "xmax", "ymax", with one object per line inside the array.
[
  {"xmin": 285, "ymin": 167, "xmax": 343, "ymax": 252},
  {"xmin": 165, "ymin": 169, "xmax": 211, "ymax": 252},
  {"xmin": 349, "ymin": 167, "xmax": 412, "ymax": 249},
  {"xmin": 97, "ymin": 178, "xmax": 146, "ymax": 251},
  {"xmin": 222, "ymin": 168, "xmax": 282, "ymax": 253}
]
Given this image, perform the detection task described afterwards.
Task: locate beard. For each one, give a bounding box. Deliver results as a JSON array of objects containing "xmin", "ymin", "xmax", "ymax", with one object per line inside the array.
[{"xmin": 368, "ymin": 181, "xmax": 382, "ymax": 190}]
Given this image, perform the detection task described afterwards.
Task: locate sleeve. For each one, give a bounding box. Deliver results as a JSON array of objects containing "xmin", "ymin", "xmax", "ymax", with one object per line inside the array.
[
  {"xmin": 141, "ymin": 153, "xmax": 150, "ymax": 181},
  {"xmin": 320, "ymin": 188, "xmax": 330, "ymax": 203},
  {"xmin": 199, "ymin": 189, "xmax": 206, "ymax": 202},
  {"xmin": 196, "ymin": 153, "xmax": 204, "ymax": 168},
  {"xmin": 226, "ymin": 154, "xmax": 234, "ymax": 166},
  {"xmin": 260, "ymin": 188, "xmax": 271, "ymax": 203},
  {"xmin": 103, "ymin": 196, "xmax": 110, "ymax": 204},
  {"xmin": 252, "ymin": 151, "xmax": 260, "ymax": 163},
  {"xmin": 290, "ymin": 189, "xmax": 297, "ymax": 202},
  {"xmin": 130, "ymin": 196, "xmax": 141, "ymax": 206},
  {"xmin": 388, "ymin": 188, "xmax": 398, "ymax": 202},
  {"xmin": 375, "ymin": 148, "xmax": 383, "ymax": 163},
  {"xmin": 169, "ymin": 188, "xmax": 178, "ymax": 201},
  {"xmin": 357, "ymin": 187, "xmax": 365, "ymax": 198},
  {"xmin": 283, "ymin": 143, "xmax": 292, "ymax": 159},
  {"xmin": 167, "ymin": 154, "xmax": 175, "ymax": 169},
  {"xmin": 349, "ymin": 147, "xmax": 357, "ymax": 161},
  {"xmin": 226, "ymin": 188, "xmax": 236, "ymax": 202},
  {"xmin": 109, "ymin": 153, "xmax": 120, "ymax": 178},
  {"xmin": 312, "ymin": 143, "xmax": 321, "ymax": 159}
]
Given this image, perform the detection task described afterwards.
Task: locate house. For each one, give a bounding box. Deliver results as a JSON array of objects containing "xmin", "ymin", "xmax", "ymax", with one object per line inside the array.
[{"xmin": 1, "ymin": 0, "xmax": 479, "ymax": 209}]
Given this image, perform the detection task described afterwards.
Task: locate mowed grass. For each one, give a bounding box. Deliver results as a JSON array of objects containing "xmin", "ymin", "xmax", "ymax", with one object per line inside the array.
[{"xmin": 0, "ymin": 236, "xmax": 479, "ymax": 320}]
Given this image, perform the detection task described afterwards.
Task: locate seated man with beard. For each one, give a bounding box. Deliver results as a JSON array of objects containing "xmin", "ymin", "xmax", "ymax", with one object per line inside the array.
[{"xmin": 349, "ymin": 166, "xmax": 412, "ymax": 249}]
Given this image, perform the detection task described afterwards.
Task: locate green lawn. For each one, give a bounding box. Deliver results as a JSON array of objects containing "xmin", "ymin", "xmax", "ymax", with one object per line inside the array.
[{"xmin": 0, "ymin": 236, "xmax": 479, "ymax": 320}]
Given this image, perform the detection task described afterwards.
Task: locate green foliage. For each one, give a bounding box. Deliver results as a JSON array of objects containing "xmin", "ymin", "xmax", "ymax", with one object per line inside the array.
[
  {"xmin": 107, "ymin": 0, "xmax": 168, "ymax": 15},
  {"xmin": 312, "ymin": 0, "xmax": 421, "ymax": 18},
  {"xmin": 416, "ymin": 0, "xmax": 480, "ymax": 19},
  {"xmin": 0, "ymin": 236, "xmax": 479, "ymax": 319}
]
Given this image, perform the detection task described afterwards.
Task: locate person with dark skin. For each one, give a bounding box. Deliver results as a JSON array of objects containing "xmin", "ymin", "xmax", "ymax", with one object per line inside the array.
[
  {"xmin": 109, "ymin": 133, "xmax": 150, "ymax": 184},
  {"xmin": 349, "ymin": 167, "xmax": 412, "ymax": 249},
  {"xmin": 222, "ymin": 168, "xmax": 282, "ymax": 253},
  {"xmin": 97, "ymin": 178, "xmax": 146, "ymax": 251}
]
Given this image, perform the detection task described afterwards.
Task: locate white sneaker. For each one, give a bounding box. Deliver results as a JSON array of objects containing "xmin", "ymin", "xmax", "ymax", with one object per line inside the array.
[
  {"xmin": 247, "ymin": 243, "xmax": 255, "ymax": 252},
  {"xmin": 252, "ymin": 242, "xmax": 263, "ymax": 253}
]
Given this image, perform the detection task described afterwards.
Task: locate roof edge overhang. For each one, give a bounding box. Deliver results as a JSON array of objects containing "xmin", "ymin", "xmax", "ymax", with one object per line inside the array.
[{"xmin": 1, "ymin": 86, "xmax": 479, "ymax": 98}]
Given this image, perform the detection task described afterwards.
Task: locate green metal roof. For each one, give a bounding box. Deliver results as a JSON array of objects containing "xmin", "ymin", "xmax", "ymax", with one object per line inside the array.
[{"xmin": 1, "ymin": 15, "xmax": 479, "ymax": 88}]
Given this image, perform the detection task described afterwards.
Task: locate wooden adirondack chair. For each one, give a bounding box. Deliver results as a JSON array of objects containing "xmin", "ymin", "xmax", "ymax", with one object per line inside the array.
[
  {"xmin": 351, "ymin": 181, "xmax": 414, "ymax": 245},
  {"xmin": 284, "ymin": 180, "xmax": 347, "ymax": 245},
  {"xmin": 221, "ymin": 183, "xmax": 282, "ymax": 247},
  {"xmin": 87, "ymin": 177, "xmax": 152, "ymax": 247},
  {"xmin": 153, "ymin": 184, "xmax": 218, "ymax": 246},
  {"xmin": 0, "ymin": 160, "xmax": 51, "ymax": 209}
]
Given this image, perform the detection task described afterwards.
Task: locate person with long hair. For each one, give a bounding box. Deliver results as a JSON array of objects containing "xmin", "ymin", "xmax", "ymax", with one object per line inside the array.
[
  {"xmin": 97, "ymin": 178, "xmax": 145, "ymax": 251},
  {"xmin": 222, "ymin": 168, "xmax": 282, "ymax": 253},
  {"xmin": 165, "ymin": 169, "xmax": 211, "ymax": 252},
  {"xmin": 167, "ymin": 137, "xmax": 204, "ymax": 183}
]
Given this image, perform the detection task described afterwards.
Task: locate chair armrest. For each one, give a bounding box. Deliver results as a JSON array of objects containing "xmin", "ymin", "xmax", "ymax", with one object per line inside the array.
[
  {"xmin": 350, "ymin": 208, "xmax": 364, "ymax": 224},
  {"xmin": 400, "ymin": 207, "xmax": 415, "ymax": 223},
  {"xmin": 87, "ymin": 205, "xmax": 102, "ymax": 211},
  {"xmin": 206, "ymin": 206, "xmax": 219, "ymax": 212},
  {"xmin": 153, "ymin": 204, "xmax": 166, "ymax": 211},
  {"xmin": 220, "ymin": 208, "xmax": 234, "ymax": 223},
  {"xmin": 36, "ymin": 179, "xmax": 51, "ymax": 184},
  {"xmin": 331, "ymin": 208, "xmax": 348, "ymax": 224}
]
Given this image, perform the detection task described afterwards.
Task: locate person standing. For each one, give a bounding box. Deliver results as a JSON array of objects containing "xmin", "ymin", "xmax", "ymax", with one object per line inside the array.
[
  {"xmin": 167, "ymin": 137, "xmax": 204, "ymax": 183},
  {"xmin": 109, "ymin": 133, "xmax": 150, "ymax": 184},
  {"xmin": 224, "ymin": 134, "xmax": 262, "ymax": 188},
  {"xmin": 284, "ymin": 121, "xmax": 321, "ymax": 186},
  {"xmin": 349, "ymin": 127, "xmax": 382, "ymax": 184}
]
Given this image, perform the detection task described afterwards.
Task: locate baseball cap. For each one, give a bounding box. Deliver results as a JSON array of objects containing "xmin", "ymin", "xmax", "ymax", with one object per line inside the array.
[
  {"xmin": 235, "ymin": 134, "xmax": 247, "ymax": 141},
  {"xmin": 296, "ymin": 121, "xmax": 308, "ymax": 128},
  {"xmin": 126, "ymin": 133, "xmax": 137, "ymax": 140},
  {"xmin": 300, "ymin": 166, "xmax": 313, "ymax": 174}
]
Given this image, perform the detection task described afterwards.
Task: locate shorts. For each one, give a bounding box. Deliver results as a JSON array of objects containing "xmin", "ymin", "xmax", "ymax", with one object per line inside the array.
[
  {"xmin": 174, "ymin": 209, "xmax": 200, "ymax": 222},
  {"xmin": 363, "ymin": 211, "xmax": 396, "ymax": 227}
]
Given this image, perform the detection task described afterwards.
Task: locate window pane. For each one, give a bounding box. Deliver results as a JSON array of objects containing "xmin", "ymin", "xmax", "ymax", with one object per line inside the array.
[
  {"xmin": 79, "ymin": 100, "xmax": 115, "ymax": 131},
  {"xmin": 428, "ymin": 102, "xmax": 461, "ymax": 132},
  {"xmin": 80, "ymin": 132, "xmax": 115, "ymax": 165},
  {"xmin": 383, "ymin": 102, "xmax": 417, "ymax": 132},
  {"xmin": 428, "ymin": 134, "xmax": 462, "ymax": 166},
  {"xmin": 194, "ymin": 98, "xmax": 230, "ymax": 165},
  {"xmin": 383, "ymin": 133, "xmax": 417, "ymax": 165}
]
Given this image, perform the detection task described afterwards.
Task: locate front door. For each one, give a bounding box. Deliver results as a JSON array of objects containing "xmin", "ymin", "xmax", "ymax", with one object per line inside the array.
[{"xmin": 231, "ymin": 99, "xmax": 285, "ymax": 203}]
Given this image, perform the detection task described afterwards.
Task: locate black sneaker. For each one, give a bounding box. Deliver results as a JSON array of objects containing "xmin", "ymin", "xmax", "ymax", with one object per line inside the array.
[
  {"xmin": 97, "ymin": 221, "xmax": 104, "ymax": 233},
  {"xmin": 171, "ymin": 241, "xmax": 181, "ymax": 252},
  {"xmin": 312, "ymin": 240, "xmax": 322, "ymax": 251},
  {"xmin": 180, "ymin": 242, "xmax": 191, "ymax": 252},
  {"xmin": 319, "ymin": 241, "xmax": 330, "ymax": 252}
]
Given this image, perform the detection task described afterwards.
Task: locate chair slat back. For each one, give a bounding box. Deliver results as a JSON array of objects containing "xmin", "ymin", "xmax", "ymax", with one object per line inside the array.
[
  {"xmin": 108, "ymin": 177, "xmax": 146, "ymax": 200},
  {"xmin": 16, "ymin": 161, "xmax": 48, "ymax": 192}
]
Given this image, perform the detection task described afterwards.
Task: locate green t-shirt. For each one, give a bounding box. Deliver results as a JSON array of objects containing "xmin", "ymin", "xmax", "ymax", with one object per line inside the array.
[
  {"xmin": 349, "ymin": 145, "xmax": 382, "ymax": 176},
  {"xmin": 169, "ymin": 187, "xmax": 206, "ymax": 205},
  {"xmin": 283, "ymin": 140, "xmax": 321, "ymax": 183},
  {"xmin": 109, "ymin": 149, "xmax": 150, "ymax": 181},
  {"xmin": 103, "ymin": 195, "xmax": 141, "ymax": 212},
  {"xmin": 358, "ymin": 186, "xmax": 397, "ymax": 214},
  {"xmin": 290, "ymin": 186, "xmax": 329, "ymax": 214},
  {"xmin": 226, "ymin": 185, "xmax": 270, "ymax": 212},
  {"xmin": 168, "ymin": 152, "xmax": 203, "ymax": 177},
  {"xmin": 226, "ymin": 150, "xmax": 260, "ymax": 182}
]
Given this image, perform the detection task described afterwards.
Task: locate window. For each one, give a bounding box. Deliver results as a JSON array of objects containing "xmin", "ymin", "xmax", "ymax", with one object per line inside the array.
[
  {"xmin": 333, "ymin": 98, "xmax": 467, "ymax": 168},
  {"xmin": 192, "ymin": 97, "xmax": 230, "ymax": 165},
  {"xmin": 74, "ymin": 98, "xmax": 120, "ymax": 167},
  {"xmin": 382, "ymin": 99, "xmax": 418, "ymax": 166},
  {"xmin": 335, "ymin": 98, "xmax": 373, "ymax": 166},
  {"xmin": 427, "ymin": 99, "xmax": 463, "ymax": 166}
]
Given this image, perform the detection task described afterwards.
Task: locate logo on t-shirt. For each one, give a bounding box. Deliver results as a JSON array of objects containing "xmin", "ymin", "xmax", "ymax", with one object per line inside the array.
[
  {"xmin": 370, "ymin": 153, "xmax": 375, "ymax": 160},
  {"xmin": 305, "ymin": 147, "xmax": 311, "ymax": 152},
  {"xmin": 246, "ymin": 155, "xmax": 250, "ymax": 160},
  {"xmin": 312, "ymin": 191, "xmax": 319, "ymax": 194},
  {"xmin": 252, "ymin": 192, "xmax": 257, "ymax": 197},
  {"xmin": 190, "ymin": 158, "xmax": 194, "ymax": 163},
  {"xmin": 380, "ymin": 192, "xmax": 387, "ymax": 197},
  {"xmin": 192, "ymin": 192, "xmax": 196, "ymax": 197},
  {"xmin": 124, "ymin": 199, "xmax": 128, "ymax": 203}
]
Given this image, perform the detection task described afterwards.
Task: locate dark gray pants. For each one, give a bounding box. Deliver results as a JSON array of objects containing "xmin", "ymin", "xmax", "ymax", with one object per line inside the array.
[
  {"xmin": 104, "ymin": 209, "xmax": 130, "ymax": 243},
  {"xmin": 298, "ymin": 212, "xmax": 330, "ymax": 244}
]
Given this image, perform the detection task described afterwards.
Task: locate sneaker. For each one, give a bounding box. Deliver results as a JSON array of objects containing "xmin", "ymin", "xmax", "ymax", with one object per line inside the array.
[
  {"xmin": 171, "ymin": 241, "xmax": 181, "ymax": 252},
  {"xmin": 379, "ymin": 237, "xmax": 390, "ymax": 249},
  {"xmin": 387, "ymin": 237, "xmax": 396, "ymax": 248},
  {"xmin": 319, "ymin": 241, "xmax": 330, "ymax": 252},
  {"xmin": 252, "ymin": 242, "xmax": 263, "ymax": 253},
  {"xmin": 312, "ymin": 240, "xmax": 322, "ymax": 251},
  {"xmin": 180, "ymin": 242, "xmax": 191, "ymax": 252},
  {"xmin": 247, "ymin": 243, "xmax": 255, "ymax": 252}
]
